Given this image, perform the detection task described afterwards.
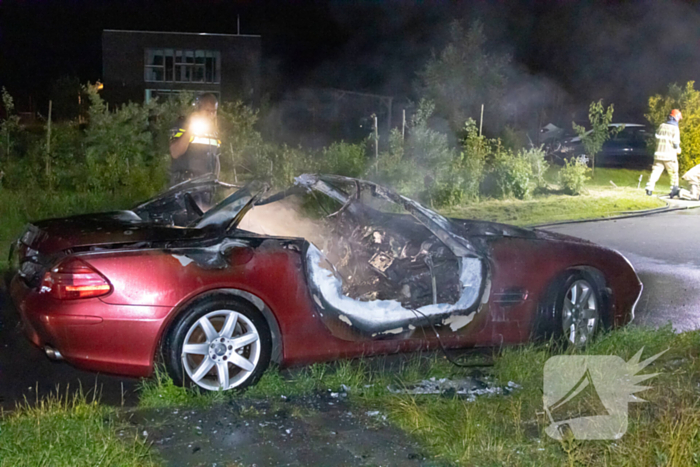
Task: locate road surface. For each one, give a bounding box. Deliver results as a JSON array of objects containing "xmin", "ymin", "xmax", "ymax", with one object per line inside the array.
[{"xmin": 544, "ymin": 207, "xmax": 700, "ymax": 331}]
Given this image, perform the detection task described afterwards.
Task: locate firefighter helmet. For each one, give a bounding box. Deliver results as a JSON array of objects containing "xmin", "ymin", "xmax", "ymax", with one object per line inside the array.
[{"xmin": 670, "ymin": 109, "xmax": 682, "ymax": 121}]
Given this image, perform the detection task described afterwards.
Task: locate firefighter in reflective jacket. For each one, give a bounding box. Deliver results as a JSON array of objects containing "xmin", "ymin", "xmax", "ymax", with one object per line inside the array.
[
  {"xmin": 646, "ymin": 109, "xmax": 682, "ymax": 198},
  {"xmin": 169, "ymin": 93, "xmax": 221, "ymax": 187},
  {"xmin": 679, "ymin": 163, "xmax": 700, "ymax": 200}
]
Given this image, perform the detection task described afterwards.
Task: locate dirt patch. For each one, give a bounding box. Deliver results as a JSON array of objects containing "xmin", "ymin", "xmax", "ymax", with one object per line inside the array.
[{"xmin": 121, "ymin": 393, "xmax": 432, "ymax": 467}]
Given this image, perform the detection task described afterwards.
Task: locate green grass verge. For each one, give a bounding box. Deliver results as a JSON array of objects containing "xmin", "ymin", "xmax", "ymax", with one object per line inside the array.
[
  {"xmin": 0, "ymin": 390, "xmax": 158, "ymax": 467},
  {"xmin": 443, "ymin": 167, "xmax": 668, "ymax": 226},
  {"xmin": 139, "ymin": 326, "xmax": 700, "ymax": 466}
]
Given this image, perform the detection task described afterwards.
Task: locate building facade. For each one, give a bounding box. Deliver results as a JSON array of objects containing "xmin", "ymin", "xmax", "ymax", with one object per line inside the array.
[{"xmin": 102, "ymin": 30, "xmax": 261, "ymax": 105}]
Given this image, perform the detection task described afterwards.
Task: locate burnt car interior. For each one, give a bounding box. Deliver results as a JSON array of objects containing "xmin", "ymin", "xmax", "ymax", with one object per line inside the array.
[
  {"xmin": 265, "ymin": 178, "xmax": 466, "ymax": 308},
  {"xmin": 245, "ymin": 175, "xmax": 485, "ymax": 335}
]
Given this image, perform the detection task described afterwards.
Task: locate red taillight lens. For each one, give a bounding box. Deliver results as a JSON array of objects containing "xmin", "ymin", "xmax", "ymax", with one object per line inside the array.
[{"xmin": 41, "ymin": 258, "xmax": 112, "ymax": 300}]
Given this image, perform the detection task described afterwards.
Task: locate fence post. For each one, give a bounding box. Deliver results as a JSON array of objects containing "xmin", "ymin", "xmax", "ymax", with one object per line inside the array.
[
  {"xmin": 46, "ymin": 100, "xmax": 52, "ymax": 190},
  {"xmin": 373, "ymin": 113, "xmax": 379, "ymax": 174},
  {"xmin": 402, "ymin": 109, "xmax": 406, "ymax": 144},
  {"xmin": 479, "ymin": 103, "xmax": 484, "ymax": 137}
]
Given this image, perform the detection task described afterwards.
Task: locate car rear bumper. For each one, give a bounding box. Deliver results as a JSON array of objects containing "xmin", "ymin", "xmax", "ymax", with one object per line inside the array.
[{"xmin": 10, "ymin": 275, "xmax": 170, "ymax": 377}]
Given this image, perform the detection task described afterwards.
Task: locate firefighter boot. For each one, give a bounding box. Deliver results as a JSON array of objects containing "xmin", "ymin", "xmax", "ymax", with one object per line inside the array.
[
  {"xmin": 692, "ymin": 185, "xmax": 700, "ymax": 201},
  {"xmin": 670, "ymin": 186, "xmax": 681, "ymax": 199},
  {"xmin": 646, "ymin": 189, "xmax": 653, "ymax": 196}
]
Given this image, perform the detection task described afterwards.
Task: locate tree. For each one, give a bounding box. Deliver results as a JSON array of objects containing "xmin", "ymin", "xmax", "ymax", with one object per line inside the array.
[
  {"xmin": 572, "ymin": 100, "xmax": 618, "ymax": 174},
  {"xmin": 82, "ymin": 84, "xmax": 165, "ymax": 196},
  {"xmin": 646, "ymin": 81, "xmax": 700, "ymax": 173},
  {"xmin": 417, "ymin": 20, "xmax": 510, "ymax": 133}
]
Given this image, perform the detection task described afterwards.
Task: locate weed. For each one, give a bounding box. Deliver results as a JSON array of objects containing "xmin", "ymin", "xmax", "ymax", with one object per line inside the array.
[{"xmin": 0, "ymin": 388, "xmax": 157, "ymax": 467}]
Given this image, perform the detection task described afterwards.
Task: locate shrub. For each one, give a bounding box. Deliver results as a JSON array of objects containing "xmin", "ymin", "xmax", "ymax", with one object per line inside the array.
[
  {"xmin": 318, "ymin": 140, "xmax": 368, "ymax": 178},
  {"xmin": 490, "ymin": 143, "xmax": 533, "ymax": 199},
  {"xmin": 559, "ymin": 155, "xmax": 591, "ymax": 195},
  {"xmin": 500, "ymin": 125, "xmax": 529, "ymax": 151},
  {"xmin": 217, "ymin": 100, "xmax": 265, "ymax": 182},
  {"xmin": 81, "ymin": 85, "xmax": 167, "ymax": 197},
  {"xmin": 374, "ymin": 100, "xmax": 459, "ymax": 204},
  {"xmin": 520, "ymin": 145, "xmax": 549, "ymax": 189}
]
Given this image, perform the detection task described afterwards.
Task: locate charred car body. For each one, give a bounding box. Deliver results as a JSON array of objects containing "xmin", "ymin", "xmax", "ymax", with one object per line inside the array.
[{"xmin": 9, "ymin": 175, "xmax": 642, "ymax": 391}]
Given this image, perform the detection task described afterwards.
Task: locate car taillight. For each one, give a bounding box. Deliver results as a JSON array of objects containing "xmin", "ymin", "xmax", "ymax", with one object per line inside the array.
[{"xmin": 41, "ymin": 258, "xmax": 112, "ymax": 300}]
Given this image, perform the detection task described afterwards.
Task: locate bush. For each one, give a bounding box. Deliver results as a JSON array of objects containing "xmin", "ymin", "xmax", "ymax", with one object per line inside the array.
[
  {"xmin": 520, "ymin": 145, "xmax": 549, "ymax": 189},
  {"xmin": 81, "ymin": 86, "xmax": 167, "ymax": 197},
  {"xmin": 374, "ymin": 100, "xmax": 459, "ymax": 204},
  {"xmin": 318, "ymin": 140, "xmax": 368, "ymax": 178},
  {"xmin": 217, "ymin": 100, "xmax": 265, "ymax": 182},
  {"xmin": 490, "ymin": 143, "xmax": 533, "ymax": 199},
  {"xmin": 559, "ymin": 155, "xmax": 591, "ymax": 195}
]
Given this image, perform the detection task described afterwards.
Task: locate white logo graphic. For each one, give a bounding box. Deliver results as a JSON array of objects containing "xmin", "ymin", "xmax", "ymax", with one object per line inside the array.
[{"xmin": 543, "ymin": 348, "xmax": 665, "ymax": 440}]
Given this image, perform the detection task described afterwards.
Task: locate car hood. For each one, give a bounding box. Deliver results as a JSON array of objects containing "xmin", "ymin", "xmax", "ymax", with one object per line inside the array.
[{"xmin": 26, "ymin": 211, "xmax": 210, "ymax": 254}]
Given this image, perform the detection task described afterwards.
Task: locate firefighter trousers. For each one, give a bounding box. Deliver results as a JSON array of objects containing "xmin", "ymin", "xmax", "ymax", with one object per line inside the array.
[{"xmin": 646, "ymin": 159, "xmax": 679, "ymax": 190}]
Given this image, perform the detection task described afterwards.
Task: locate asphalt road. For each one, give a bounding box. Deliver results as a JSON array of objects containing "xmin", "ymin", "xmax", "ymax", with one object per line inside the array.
[
  {"xmin": 2, "ymin": 207, "xmax": 699, "ymax": 410},
  {"xmin": 544, "ymin": 207, "xmax": 700, "ymax": 332}
]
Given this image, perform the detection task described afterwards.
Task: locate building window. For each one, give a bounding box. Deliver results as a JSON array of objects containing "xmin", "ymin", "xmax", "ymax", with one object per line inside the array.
[
  {"xmin": 145, "ymin": 49, "xmax": 220, "ymax": 83},
  {"xmin": 145, "ymin": 89, "xmax": 220, "ymax": 104}
]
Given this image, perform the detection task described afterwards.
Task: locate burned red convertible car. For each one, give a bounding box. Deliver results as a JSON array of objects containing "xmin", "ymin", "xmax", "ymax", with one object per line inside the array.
[{"xmin": 9, "ymin": 174, "xmax": 642, "ymax": 391}]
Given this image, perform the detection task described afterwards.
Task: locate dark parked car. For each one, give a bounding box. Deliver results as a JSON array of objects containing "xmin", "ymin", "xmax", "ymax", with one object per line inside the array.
[
  {"xmin": 9, "ymin": 175, "xmax": 642, "ymax": 391},
  {"xmin": 551, "ymin": 123, "xmax": 653, "ymax": 168}
]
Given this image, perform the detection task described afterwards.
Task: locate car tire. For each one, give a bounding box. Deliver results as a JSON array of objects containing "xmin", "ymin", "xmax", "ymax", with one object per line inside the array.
[
  {"xmin": 534, "ymin": 271, "xmax": 603, "ymax": 348},
  {"xmin": 163, "ymin": 295, "xmax": 271, "ymax": 391}
]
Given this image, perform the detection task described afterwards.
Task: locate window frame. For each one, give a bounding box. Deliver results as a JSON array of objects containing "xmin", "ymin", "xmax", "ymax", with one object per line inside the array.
[{"xmin": 144, "ymin": 48, "xmax": 221, "ymax": 84}]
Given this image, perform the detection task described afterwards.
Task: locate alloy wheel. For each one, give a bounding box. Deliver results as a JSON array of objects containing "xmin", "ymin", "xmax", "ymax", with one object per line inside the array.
[
  {"xmin": 562, "ymin": 279, "xmax": 599, "ymax": 346},
  {"xmin": 181, "ymin": 309, "xmax": 261, "ymax": 391}
]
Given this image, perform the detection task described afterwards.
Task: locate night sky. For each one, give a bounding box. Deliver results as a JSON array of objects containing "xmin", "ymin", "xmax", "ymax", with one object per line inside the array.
[{"xmin": 2, "ymin": 0, "xmax": 700, "ymax": 119}]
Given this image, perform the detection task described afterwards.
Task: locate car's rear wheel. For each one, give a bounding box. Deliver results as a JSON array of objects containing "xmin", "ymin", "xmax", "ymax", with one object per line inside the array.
[{"xmin": 164, "ymin": 296, "xmax": 271, "ymax": 391}]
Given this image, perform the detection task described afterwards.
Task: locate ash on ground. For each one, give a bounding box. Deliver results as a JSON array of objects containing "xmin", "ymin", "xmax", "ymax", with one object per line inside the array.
[{"xmin": 387, "ymin": 376, "xmax": 520, "ymax": 400}]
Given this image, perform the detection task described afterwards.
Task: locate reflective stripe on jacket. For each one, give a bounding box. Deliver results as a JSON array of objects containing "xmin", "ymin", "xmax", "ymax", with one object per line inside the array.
[{"xmin": 655, "ymin": 122, "xmax": 681, "ymax": 161}]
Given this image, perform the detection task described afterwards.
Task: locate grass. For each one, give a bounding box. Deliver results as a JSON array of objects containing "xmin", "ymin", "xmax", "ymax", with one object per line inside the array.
[
  {"xmin": 0, "ymin": 388, "xmax": 158, "ymax": 467},
  {"xmin": 379, "ymin": 326, "xmax": 700, "ymax": 466},
  {"xmin": 443, "ymin": 168, "xmax": 669, "ymax": 226},
  {"xmin": 137, "ymin": 326, "xmax": 700, "ymax": 466}
]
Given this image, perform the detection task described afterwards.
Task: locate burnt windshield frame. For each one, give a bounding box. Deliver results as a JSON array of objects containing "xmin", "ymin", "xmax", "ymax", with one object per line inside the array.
[
  {"xmin": 192, "ymin": 181, "xmax": 266, "ymax": 230},
  {"xmin": 133, "ymin": 174, "xmax": 219, "ymax": 211}
]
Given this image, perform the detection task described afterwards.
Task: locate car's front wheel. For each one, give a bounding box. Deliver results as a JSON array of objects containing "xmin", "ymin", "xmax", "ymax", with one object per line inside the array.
[
  {"xmin": 559, "ymin": 274, "xmax": 601, "ymax": 347},
  {"xmin": 164, "ymin": 296, "xmax": 271, "ymax": 391},
  {"xmin": 534, "ymin": 271, "xmax": 603, "ymax": 348}
]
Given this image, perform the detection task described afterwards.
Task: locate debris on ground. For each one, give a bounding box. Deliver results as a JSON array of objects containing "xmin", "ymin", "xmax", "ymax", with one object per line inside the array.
[{"xmin": 387, "ymin": 376, "xmax": 520, "ymax": 400}]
